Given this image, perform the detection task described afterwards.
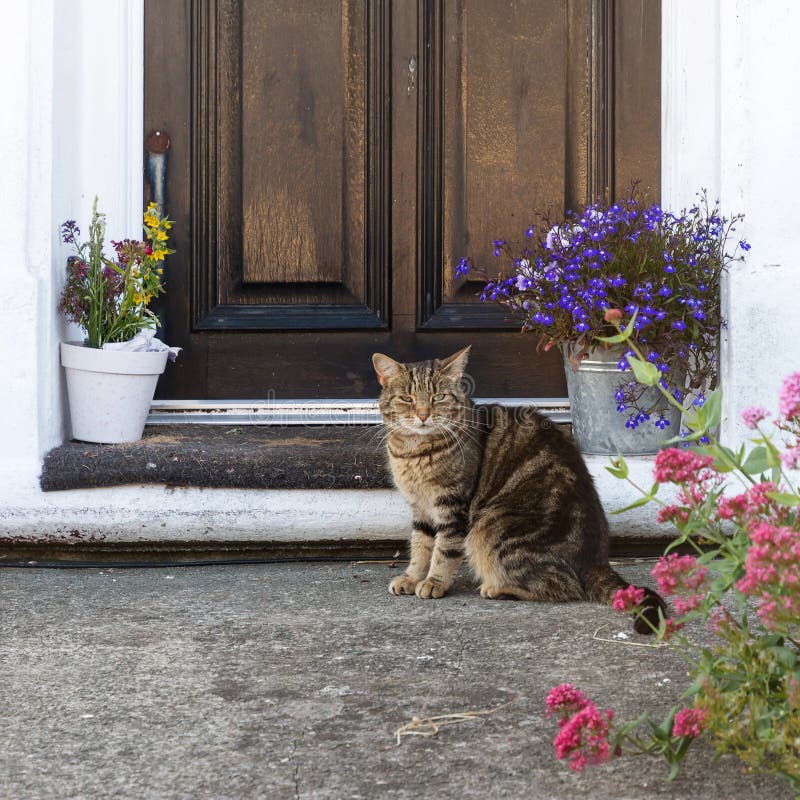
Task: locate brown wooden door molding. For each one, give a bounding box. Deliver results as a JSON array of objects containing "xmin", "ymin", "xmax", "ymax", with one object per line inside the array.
[
  {"xmin": 416, "ymin": 0, "xmax": 655, "ymax": 331},
  {"xmin": 190, "ymin": 0, "xmax": 391, "ymax": 331},
  {"xmin": 145, "ymin": 0, "xmax": 659, "ymax": 399}
]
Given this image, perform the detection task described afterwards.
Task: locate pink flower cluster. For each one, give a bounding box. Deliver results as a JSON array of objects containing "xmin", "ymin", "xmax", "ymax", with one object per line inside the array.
[
  {"xmin": 612, "ymin": 585, "xmax": 645, "ymax": 612},
  {"xmin": 653, "ymin": 449, "xmax": 715, "ymax": 484},
  {"xmin": 546, "ymin": 683, "xmax": 591, "ymax": 718},
  {"xmin": 657, "ymin": 505, "xmax": 690, "ymax": 525},
  {"xmin": 651, "ymin": 554, "xmax": 710, "ymax": 617},
  {"xmin": 661, "ymin": 618, "xmax": 685, "ymax": 640},
  {"xmin": 546, "ymin": 685, "xmax": 616, "ymax": 772},
  {"xmin": 778, "ymin": 372, "xmax": 800, "ymax": 420},
  {"xmin": 716, "ymin": 481, "xmax": 779, "ymax": 524},
  {"xmin": 653, "ymin": 448, "xmax": 722, "ymax": 508},
  {"xmin": 781, "ymin": 445, "xmax": 800, "ymax": 470},
  {"xmin": 741, "ymin": 405, "xmax": 770, "ymax": 430},
  {"xmin": 708, "ymin": 606, "xmax": 737, "ymax": 635},
  {"xmin": 672, "ymin": 707, "xmax": 709, "ymax": 738},
  {"xmin": 735, "ymin": 522, "xmax": 800, "ymax": 629}
]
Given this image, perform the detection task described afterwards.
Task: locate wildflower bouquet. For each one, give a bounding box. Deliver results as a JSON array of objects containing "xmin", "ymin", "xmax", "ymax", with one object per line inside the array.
[
  {"xmin": 545, "ymin": 319, "xmax": 800, "ymax": 792},
  {"xmin": 59, "ymin": 198, "xmax": 174, "ymax": 348},
  {"xmin": 456, "ymin": 188, "xmax": 749, "ymax": 429}
]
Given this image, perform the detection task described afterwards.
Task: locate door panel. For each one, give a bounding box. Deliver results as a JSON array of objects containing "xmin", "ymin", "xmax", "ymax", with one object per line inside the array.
[
  {"xmin": 192, "ymin": 0, "xmax": 388, "ymax": 331},
  {"xmin": 240, "ymin": 2, "xmax": 356, "ymax": 286},
  {"xmin": 144, "ymin": 0, "xmax": 660, "ymax": 399},
  {"xmin": 420, "ymin": 0, "xmax": 581, "ymax": 329}
]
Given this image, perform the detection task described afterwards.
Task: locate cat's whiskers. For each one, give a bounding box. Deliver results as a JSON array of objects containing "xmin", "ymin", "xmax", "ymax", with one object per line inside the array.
[
  {"xmin": 436, "ymin": 420, "xmax": 468, "ymax": 467},
  {"xmin": 356, "ymin": 424, "xmax": 391, "ymax": 447},
  {"xmin": 443, "ymin": 417, "xmax": 485, "ymax": 449},
  {"xmin": 450, "ymin": 404, "xmax": 491, "ymax": 431},
  {"xmin": 358, "ymin": 417, "xmax": 404, "ymax": 448}
]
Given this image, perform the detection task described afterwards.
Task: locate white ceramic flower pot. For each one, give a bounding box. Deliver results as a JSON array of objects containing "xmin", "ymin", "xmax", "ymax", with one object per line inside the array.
[{"xmin": 60, "ymin": 341, "xmax": 169, "ymax": 443}]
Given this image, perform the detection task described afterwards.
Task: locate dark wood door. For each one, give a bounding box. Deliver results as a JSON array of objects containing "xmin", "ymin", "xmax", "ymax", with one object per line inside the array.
[{"xmin": 144, "ymin": 0, "xmax": 660, "ymax": 399}]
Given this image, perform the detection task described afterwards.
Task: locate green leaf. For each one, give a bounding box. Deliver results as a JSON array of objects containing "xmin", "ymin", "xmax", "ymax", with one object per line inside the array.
[
  {"xmin": 610, "ymin": 494, "xmax": 656, "ymax": 515},
  {"xmin": 741, "ymin": 446, "xmax": 770, "ymax": 475},
  {"xmin": 701, "ymin": 388, "xmax": 723, "ymax": 431},
  {"xmin": 674, "ymin": 736, "xmax": 693, "ymax": 761},
  {"xmin": 696, "ymin": 444, "xmax": 736, "ymax": 473},
  {"xmin": 662, "ymin": 429, "xmax": 706, "ymax": 445},
  {"xmin": 755, "ymin": 716, "xmax": 773, "ymax": 741},
  {"xmin": 627, "ymin": 355, "xmax": 662, "ymax": 387},
  {"xmin": 764, "ymin": 439, "xmax": 783, "ymax": 468},
  {"xmin": 681, "ymin": 407, "xmax": 705, "ymax": 433},
  {"xmin": 604, "ymin": 454, "xmax": 629, "ymax": 480},
  {"xmin": 767, "ymin": 491, "xmax": 800, "ymax": 507},
  {"xmin": 595, "ymin": 309, "xmax": 638, "ymax": 344},
  {"xmin": 616, "ymin": 712, "xmax": 650, "ymax": 738},
  {"xmin": 768, "ymin": 645, "xmax": 798, "ymax": 669},
  {"xmin": 651, "ymin": 707, "xmax": 678, "ymax": 741}
]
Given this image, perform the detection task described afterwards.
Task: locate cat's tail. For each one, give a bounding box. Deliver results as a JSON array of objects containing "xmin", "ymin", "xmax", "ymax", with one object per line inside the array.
[{"xmin": 582, "ymin": 564, "xmax": 667, "ymax": 635}]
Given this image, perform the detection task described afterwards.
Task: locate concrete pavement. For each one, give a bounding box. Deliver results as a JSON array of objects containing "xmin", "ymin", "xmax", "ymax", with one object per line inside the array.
[{"xmin": 1, "ymin": 560, "xmax": 792, "ymax": 800}]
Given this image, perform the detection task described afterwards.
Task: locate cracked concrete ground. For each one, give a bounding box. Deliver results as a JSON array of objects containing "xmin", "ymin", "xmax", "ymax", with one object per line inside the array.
[{"xmin": 1, "ymin": 561, "xmax": 794, "ymax": 800}]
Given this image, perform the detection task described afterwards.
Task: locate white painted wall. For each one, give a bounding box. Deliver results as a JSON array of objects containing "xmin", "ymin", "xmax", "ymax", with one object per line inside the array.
[
  {"xmin": 1, "ymin": 0, "xmax": 797, "ymax": 542},
  {"xmin": 0, "ymin": 0, "xmax": 143, "ymax": 502},
  {"xmin": 719, "ymin": 1, "xmax": 800, "ymax": 437},
  {"xmin": 662, "ymin": 0, "xmax": 800, "ymax": 440},
  {"xmin": 1, "ymin": 0, "xmax": 58, "ymax": 499}
]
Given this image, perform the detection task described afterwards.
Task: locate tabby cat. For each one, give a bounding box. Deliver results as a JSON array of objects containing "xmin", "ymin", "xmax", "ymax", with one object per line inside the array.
[{"xmin": 372, "ymin": 346, "xmax": 666, "ymax": 634}]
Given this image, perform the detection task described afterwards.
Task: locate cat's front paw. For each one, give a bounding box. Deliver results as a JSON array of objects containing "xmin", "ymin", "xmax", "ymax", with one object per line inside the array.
[
  {"xmin": 389, "ymin": 574, "xmax": 418, "ymax": 596},
  {"xmin": 415, "ymin": 578, "xmax": 446, "ymax": 599}
]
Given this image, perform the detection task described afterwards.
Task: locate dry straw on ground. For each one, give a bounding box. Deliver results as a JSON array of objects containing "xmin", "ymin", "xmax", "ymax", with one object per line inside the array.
[
  {"xmin": 392, "ymin": 700, "xmax": 516, "ymax": 746},
  {"xmin": 592, "ymin": 622, "xmax": 667, "ymax": 648}
]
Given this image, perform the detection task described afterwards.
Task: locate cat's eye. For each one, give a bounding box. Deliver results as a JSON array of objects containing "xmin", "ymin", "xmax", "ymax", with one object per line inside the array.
[
  {"xmin": 432, "ymin": 393, "xmax": 447, "ymax": 402},
  {"xmin": 398, "ymin": 395, "xmax": 414, "ymax": 403}
]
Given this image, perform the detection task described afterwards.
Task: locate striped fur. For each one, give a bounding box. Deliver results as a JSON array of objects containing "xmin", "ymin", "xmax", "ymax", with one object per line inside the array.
[{"xmin": 372, "ymin": 347, "xmax": 666, "ymax": 634}]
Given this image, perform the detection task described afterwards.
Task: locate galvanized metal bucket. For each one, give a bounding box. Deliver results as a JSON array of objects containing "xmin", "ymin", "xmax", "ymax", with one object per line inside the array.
[{"xmin": 563, "ymin": 346, "xmax": 682, "ymax": 455}]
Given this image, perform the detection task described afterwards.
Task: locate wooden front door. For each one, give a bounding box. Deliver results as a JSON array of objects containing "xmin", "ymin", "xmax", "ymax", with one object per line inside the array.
[{"xmin": 144, "ymin": 0, "xmax": 660, "ymax": 400}]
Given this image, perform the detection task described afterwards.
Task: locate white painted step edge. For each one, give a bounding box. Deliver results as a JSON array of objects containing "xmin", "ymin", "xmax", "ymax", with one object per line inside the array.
[{"xmin": 0, "ymin": 456, "xmax": 677, "ymax": 544}]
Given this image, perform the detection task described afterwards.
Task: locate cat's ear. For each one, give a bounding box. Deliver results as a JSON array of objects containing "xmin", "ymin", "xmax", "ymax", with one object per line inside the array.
[
  {"xmin": 437, "ymin": 345, "xmax": 471, "ymax": 379},
  {"xmin": 372, "ymin": 353, "xmax": 404, "ymax": 387}
]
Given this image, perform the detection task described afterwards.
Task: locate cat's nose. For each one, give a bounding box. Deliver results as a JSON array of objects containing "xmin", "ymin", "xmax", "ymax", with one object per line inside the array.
[{"xmin": 417, "ymin": 408, "xmax": 430, "ymax": 422}]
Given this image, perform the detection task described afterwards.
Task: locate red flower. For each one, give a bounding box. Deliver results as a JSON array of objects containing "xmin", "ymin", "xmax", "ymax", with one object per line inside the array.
[
  {"xmin": 653, "ymin": 448, "xmax": 715, "ymax": 484},
  {"xmin": 661, "ymin": 618, "xmax": 685, "ymax": 640},
  {"xmin": 672, "ymin": 707, "xmax": 709, "ymax": 738},
  {"xmin": 741, "ymin": 405, "xmax": 770, "ymax": 429},
  {"xmin": 552, "ymin": 701, "xmax": 616, "ymax": 772},
  {"xmin": 779, "ymin": 372, "xmax": 800, "ymax": 420},
  {"xmin": 545, "ymin": 684, "xmax": 591, "ymax": 722},
  {"xmin": 735, "ymin": 522, "xmax": 800, "ymax": 629},
  {"xmin": 657, "ymin": 504, "xmax": 690, "ymax": 525},
  {"xmin": 651, "ymin": 553, "xmax": 709, "ymax": 597},
  {"xmin": 612, "ymin": 585, "xmax": 645, "ymax": 612}
]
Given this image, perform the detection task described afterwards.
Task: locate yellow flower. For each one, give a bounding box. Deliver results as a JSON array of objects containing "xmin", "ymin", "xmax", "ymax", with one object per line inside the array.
[
  {"xmin": 144, "ymin": 213, "xmax": 159, "ymax": 228},
  {"xmin": 157, "ymin": 268, "xmax": 164, "ymax": 274},
  {"xmin": 147, "ymin": 202, "xmax": 157, "ymax": 211},
  {"xmin": 153, "ymin": 249, "xmax": 166, "ymax": 261},
  {"xmin": 164, "ymin": 220, "xmax": 173, "ymax": 230},
  {"xmin": 156, "ymin": 230, "xmax": 168, "ymax": 241}
]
